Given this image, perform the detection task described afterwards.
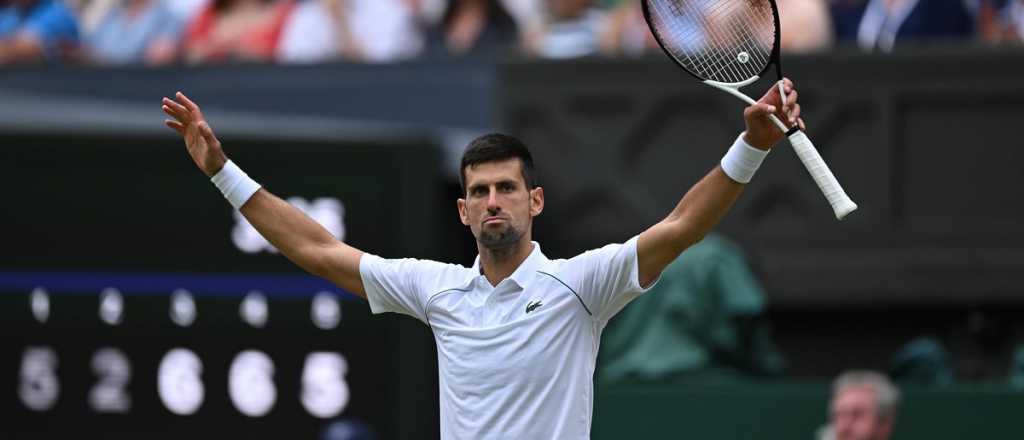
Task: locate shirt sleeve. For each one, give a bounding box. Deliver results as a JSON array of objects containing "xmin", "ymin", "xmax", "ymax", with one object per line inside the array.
[
  {"xmin": 358, "ymin": 253, "xmax": 443, "ymax": 325},
  {"xmin": 564, "ymin": 235, "xmax": 658, "ymax": 323}
]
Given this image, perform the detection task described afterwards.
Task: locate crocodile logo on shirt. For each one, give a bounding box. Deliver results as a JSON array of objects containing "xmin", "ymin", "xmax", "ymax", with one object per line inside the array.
[{"xmin": 525, "ymin": 300, "xmax": 543, "ymax": 314}]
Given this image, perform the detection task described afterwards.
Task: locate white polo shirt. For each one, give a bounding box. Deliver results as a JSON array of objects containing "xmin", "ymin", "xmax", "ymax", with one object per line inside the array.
[{"xmin": 359, "ymin": 236, "xmax": 654, "ymax": 439}]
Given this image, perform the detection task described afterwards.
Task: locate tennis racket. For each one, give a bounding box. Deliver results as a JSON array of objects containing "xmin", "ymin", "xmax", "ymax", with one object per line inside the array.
[{"xmin": 641, "ymin": 0, "xmax": 857, "ymax": 220}]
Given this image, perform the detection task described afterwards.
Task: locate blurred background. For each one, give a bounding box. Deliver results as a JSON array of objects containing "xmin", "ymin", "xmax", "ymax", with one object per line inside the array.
[{"xmin": 1, "ymin": 0, "xmax": 1023, "ymax": 439}]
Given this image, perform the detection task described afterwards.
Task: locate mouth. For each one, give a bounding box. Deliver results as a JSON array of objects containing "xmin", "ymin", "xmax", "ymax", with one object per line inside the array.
[{"xmin": 482, "ymin": 217, "xmax": 507, "ymax": 225}]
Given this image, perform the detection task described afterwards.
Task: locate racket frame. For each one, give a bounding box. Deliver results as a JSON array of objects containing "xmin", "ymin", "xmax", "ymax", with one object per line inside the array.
[
  {"xmin": 640, "ymin": 0, "xmax": 858, "ymax": 220},
  {"xmin": 641, "ymin": 0, "xmax": 784, "ymax": 85}
]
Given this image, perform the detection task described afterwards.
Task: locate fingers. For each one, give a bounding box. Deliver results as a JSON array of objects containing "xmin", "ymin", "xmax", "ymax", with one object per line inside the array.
[
  {"xmin": 176, "ymin": 91, "xmax": 201, "ymax": 114},
  {"xmin": 780, "ymin": 81, "xmax": 799, "ymax": 125},
  {"xmin": 162, "ymin": 98, "xmax": 190, "ymax": 123},
  {"xmin": 746, "ymin": 103, "xmax": 777, "ymax": 119},
  {"xmin": 164, "ymin": 119, "xmax": 185, "ymax": 134},
  {"xmin": 198, "ymin": 121, "xmax": 219, "ymax": 148}
]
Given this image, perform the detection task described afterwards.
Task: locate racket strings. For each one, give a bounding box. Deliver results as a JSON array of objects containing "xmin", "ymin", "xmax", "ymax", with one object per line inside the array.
[
  {"xmin": 648, "ymin": 0, "xmax": 776, "ymax": 84},
  {"xmin": 689, "ymin": 0, "xmax": 764, "ymax": 80}
]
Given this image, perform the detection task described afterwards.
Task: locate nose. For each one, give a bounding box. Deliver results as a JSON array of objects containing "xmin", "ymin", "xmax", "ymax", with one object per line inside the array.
[{"xmin": 486, "ymin": 187, "xmax": 500, "ymax": 212}]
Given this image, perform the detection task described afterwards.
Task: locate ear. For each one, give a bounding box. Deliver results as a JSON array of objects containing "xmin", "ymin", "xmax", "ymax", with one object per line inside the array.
[
  {"xmin": 529, "ymin": 186, "xmax": 544, "ymax": 217},
  {"xmin": 457, "ymin": 198, "xmax": 469, "ymax": 225}
]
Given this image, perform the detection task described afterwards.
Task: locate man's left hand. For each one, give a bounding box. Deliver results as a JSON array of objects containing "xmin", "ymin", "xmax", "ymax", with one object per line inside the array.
[{"xmin": 743, "ymin": 78, "xmax": 805, "ymax": 150}]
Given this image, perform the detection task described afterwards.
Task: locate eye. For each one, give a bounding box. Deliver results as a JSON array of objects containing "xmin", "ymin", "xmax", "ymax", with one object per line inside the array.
[
  {"xmin": 498, "ymin": 182, "xmax": 515, "ymax": 192},
  {"xmin": 470, "ymin": 186, "xmax": 487, "ymax": 197}
]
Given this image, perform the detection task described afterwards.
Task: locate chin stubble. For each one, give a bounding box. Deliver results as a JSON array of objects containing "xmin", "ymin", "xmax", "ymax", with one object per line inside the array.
[{"xmin": 479, "ymin": 224, "xmax": 522, "ymax": 250}]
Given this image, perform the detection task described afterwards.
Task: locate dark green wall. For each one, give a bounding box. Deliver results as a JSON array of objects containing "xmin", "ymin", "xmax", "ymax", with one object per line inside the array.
[{"xmin": 594, "ymin": 383, "xmax": 1024, "ymax": 439}]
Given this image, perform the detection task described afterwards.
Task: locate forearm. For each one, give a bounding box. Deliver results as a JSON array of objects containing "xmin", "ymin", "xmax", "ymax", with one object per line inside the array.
[
  {"xmin": 655, "ymin": 131, "xmax": 769, "ymax": 252},
  {"xmin": 637, "ymin": 165, "xmax": 744, "ymax": 287},
  {"xmin": 661, "ymin": 166, "xmax": 743, "ymax": 252},
  {"xmin": 233, "ymin": 185, "xmax": 366, "ymax": 298},
  {"xmin": 239, "ymin": 189, "xmax": 341, "ymax": 273},
  {"xmin": 163, "ymin": 92, "xmax": 368, "ymax": 297}
]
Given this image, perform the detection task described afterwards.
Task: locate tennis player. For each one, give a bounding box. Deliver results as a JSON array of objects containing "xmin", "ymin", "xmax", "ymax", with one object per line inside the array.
[{"xmin": 162, "ymin": 79, "xmax": 802, "ymax": 439}]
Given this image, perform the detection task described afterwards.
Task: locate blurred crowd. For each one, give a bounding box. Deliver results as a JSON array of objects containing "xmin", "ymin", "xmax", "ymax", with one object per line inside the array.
[{"xmin": 0, "ymin": 0, "xmax": 1023, "ymax": 66}]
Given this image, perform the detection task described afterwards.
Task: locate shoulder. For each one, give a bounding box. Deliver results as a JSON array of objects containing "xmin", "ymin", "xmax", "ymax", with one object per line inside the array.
[
  {"xmin": 564, "ymin": 238, "xmax": 636, "ymax": 266},
  {"xmin": 361, "ymin": 254, "xmax": 476, "ymax": 294},
  {"xmin": 543, "ymin": 239, "xmax": 635, "ymax": 281}
]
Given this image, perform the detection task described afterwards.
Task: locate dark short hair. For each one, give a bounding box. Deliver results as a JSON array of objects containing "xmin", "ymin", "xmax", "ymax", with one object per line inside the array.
[{"xmin": 459, "ymin": 133, "xmax": 537, "ymax": 194}]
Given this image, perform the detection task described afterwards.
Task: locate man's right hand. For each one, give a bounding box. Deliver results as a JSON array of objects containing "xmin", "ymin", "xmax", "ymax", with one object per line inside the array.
[{"xmin": 163, "ymin": 92, "xmax": 227, "ymax": 177}]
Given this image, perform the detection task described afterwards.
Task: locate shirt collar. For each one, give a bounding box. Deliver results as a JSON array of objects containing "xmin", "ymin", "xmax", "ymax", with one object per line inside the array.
[{"xmin": 469, "ymin": 241, "xmax": 547, "ymax": 289}]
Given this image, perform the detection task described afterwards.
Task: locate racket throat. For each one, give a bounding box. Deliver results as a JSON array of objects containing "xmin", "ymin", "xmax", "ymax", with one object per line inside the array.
[
  {"xmin": 703, "ymin": 77, "xmax": 761, "ymax": 105},
  {"xmin": 704, "ymin": 77, "xmax": 789, "ymax": 132}
]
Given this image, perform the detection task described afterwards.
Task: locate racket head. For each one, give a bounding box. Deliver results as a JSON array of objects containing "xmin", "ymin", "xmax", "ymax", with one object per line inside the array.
[{"xmin": 642, "ymin": 0, "xmax": 782, "ymax": 86}]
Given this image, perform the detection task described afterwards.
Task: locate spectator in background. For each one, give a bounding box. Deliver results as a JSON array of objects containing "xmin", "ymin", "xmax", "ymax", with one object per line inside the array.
[
  {"xmin": 78, "ymin": 0, "xmax": 182, "ymax": 65},
  {"xmin": 524, "ymin": 0, "xmax": 607, "ymax": 59},
  {"xmin": 181, "ymin": 0, "xmax": 295, "ymax": 64},
  {"xmin": 66, "ymin": 0, "xmax": 114, "ymax": 35},
  {"xmin": 822, "ymin": 371, "xmax": 900, "ymax": 440},
  {"xmin": 600, "ymin": 0, "xmax": 833, "ymax": 57},
  {"xmin": 831, "ymin": 0, "xmax": 976, "ymax": 52},
  {"xmin": 1009, "ymin": 344, "xmax": 1024, "ymax": 388},
  {"xmin": 830, "ymin": 0, "xmax": 868, "ymax": 39},
  {"xmin": 500, "ymin": 0, "xmax": 544, "ymax": 34},
  {"xmin": 0, "ymin": 0, "xmax": 79, "ymax": 64},
  {"xmin": 165, "ymin": 0, "xmax": 208, "ymax": 24},
  {"xmin": 888, "ymin": 336, "xmax": 955, "ymax": 386},
  {"xmin": 599, "ymin": 234, "xmax": 784, "ymax": 384},
  {"xmin": 424, "ymin": 0, "xmax": 520, "ymax": 58},
  {"xmin": 599, "ymin": 0, "xmax": 658, "ymax": 56},
  {"xmin": 1005, "ymin": 0, "xmax": 1024, "ymax": 39},
  {"xmin": 277, "ymin": 0, "xmax": 423, "ymax": 64},
  {"xmin": 777, "ymin": 0, "xmax": 833, "ymax": 53}
]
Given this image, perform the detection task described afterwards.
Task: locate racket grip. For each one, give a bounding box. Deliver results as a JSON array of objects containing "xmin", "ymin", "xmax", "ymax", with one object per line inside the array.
[{"xmin": 786, "ymin": 130, "xmax": 858, "ymax": 220}]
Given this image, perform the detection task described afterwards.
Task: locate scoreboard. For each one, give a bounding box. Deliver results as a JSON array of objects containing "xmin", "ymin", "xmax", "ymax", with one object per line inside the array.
[{"xmin": 1, "ymin": 133, "xmax": 445, "ymax": 439}]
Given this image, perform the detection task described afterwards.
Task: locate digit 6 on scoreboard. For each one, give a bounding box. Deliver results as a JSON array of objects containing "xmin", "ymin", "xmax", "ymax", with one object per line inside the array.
[
  {"xmin": 157, "ymin": 348, "xmax": 205, "ymax": 416},
  {"xmin": 228, "ymin": 350, "xmax": 277, "ymax": 417}
]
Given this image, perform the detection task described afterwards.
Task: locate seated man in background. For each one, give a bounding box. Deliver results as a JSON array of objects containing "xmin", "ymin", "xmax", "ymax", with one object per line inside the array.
[
  {"xmin": 80, "ymin": 0, "xmax": 184, "ymax": 65},
  {"xmin": 0, "ymin": 0, "xmax": 79, "ymax": 64},
  {"xmin": 599, "ymin": 233, "xmax": 784, "ymax": 384},
  {"xmin": 524, "ymin": 0, "xmax": 607, "ymax": 59},
  {"xmin": 820, "ymin": 370, "xmax": 900, "ymax": 440},
  {"xmin": 830, "ymin": 0, "xmax": 975, "ymax": 52}
]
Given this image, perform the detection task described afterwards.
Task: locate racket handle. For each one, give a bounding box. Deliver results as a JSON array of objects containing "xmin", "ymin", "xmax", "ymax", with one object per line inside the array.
[{"xmin": 786, "ymin": 130, "xmax": 858, "ymax": 220}]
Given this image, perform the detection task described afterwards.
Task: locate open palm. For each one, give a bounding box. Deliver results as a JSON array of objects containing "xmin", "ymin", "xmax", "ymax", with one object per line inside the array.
[{"xmin": 162, "ymin": 92, "xmax": 227, "ymax": 177}]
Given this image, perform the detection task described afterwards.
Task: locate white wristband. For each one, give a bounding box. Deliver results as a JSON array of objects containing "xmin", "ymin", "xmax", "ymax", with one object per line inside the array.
[
  {"xmin": 211, "ymin": 160, "xmax": 261, "ymax": 210},
  {"xmin": 720, "ymin": 132, "xmax": 769, "ymax": 184}
]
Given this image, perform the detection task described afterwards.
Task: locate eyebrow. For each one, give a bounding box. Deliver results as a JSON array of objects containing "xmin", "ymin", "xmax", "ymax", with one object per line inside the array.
[{"xmin": 468, "ymin": 179, "xmax": 520, "ymax": 191}]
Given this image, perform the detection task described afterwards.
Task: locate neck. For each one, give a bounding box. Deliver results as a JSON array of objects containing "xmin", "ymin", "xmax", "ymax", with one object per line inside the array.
[{"xmin": 477, "ymin": 238, "xmax": 533, "ymax": 287}]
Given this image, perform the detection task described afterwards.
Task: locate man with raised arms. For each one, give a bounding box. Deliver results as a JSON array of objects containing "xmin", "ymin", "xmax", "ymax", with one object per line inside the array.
[{"xmin": 161, "ymin": 79, "xmax": 803, "ymax": 439}]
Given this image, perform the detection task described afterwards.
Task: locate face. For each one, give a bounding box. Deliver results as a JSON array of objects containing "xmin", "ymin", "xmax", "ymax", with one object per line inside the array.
[
  {"xmin": 830, "ymin": 386, "xmax": 893, "ymax": 440},
  {"xmin": 458, "ymin": 158, "xmax": 543, "ymax": 250}
]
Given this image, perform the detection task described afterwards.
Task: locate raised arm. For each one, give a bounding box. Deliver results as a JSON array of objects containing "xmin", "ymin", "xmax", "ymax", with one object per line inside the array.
[
  {"xmin": 162, "ymin": 92, "xmax": 367, "ymax": 299},
  {"xmin": 636, "ymin": 79, "xmax": 803, "ymax": 287}
]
